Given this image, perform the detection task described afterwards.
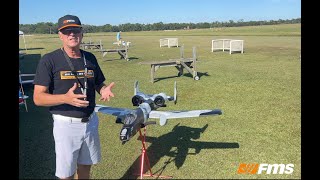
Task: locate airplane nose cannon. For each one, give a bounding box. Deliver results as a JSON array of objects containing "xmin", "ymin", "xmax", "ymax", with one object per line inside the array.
[
  {"xmin": 120, "ymin": 127, "xmax": 130, "ymax": 143},
  {"xmin": 119, "ymin": 113, "xmax": 138, "ymax": 143}
]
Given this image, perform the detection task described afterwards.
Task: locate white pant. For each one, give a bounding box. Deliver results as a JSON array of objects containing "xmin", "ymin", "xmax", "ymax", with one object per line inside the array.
[{"xmin": 52, "ymin": 112, "xmax": 101, "ymax": 178}]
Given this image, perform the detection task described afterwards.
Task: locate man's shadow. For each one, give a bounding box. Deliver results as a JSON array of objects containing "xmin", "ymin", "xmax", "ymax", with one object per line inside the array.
[{"xmin": 120, "ymin": 123, "xmax": 239, "ymax": 179}]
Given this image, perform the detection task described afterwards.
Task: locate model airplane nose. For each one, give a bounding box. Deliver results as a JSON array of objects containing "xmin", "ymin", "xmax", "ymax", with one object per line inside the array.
[{"xmin": 120, "ymin": 128, "xmax": 130, "ymax": 141}]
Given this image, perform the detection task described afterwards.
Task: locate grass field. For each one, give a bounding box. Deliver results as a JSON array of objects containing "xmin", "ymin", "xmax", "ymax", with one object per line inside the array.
[{"xmin": 19, "ymin": 23, "xmax": 301, "ymax": 179}]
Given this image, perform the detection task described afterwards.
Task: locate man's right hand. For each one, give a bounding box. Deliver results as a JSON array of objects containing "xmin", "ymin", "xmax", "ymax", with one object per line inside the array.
[{"xmin": 65, "ymin": 83, "xmax": 89, "ymax": 107}]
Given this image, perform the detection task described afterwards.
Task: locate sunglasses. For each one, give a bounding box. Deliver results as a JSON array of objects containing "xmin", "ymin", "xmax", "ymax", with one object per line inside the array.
[{"xmin": 60, "ymin": 28, "xmax": 82, "ymax": 35}]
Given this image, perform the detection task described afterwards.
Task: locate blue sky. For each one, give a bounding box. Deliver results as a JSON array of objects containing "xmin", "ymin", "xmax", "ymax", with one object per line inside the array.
[{"xmin": 19, "ymin": 0, "xmax": 301, "ymax": 26}]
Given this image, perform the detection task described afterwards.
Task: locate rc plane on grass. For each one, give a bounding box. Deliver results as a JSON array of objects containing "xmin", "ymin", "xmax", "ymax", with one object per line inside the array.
[{"xmin": 95, "ymin": 81, "xmax": 222, "ymax": 144}]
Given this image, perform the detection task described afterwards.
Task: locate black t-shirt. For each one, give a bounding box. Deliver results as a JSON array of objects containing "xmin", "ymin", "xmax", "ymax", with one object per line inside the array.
[{"xmin": 33, "ymin": 48, "xmax": 106, "ymax": 118}]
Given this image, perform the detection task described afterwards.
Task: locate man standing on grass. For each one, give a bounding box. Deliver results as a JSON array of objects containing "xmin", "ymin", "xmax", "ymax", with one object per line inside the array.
[{"xmin": 33, "ymin": 14, "xmax": 115, "ymax": 179}]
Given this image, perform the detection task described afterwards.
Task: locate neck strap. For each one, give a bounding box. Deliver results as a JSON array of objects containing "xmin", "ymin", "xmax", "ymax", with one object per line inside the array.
[{"xmin": 61, "ymin": 48, "xmax": 88, "ymax": 99}]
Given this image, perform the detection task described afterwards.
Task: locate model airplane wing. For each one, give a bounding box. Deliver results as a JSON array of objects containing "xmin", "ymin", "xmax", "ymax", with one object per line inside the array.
[
  {"xmin": 149, "ymin": 109, "xmax": 222, "ymax": 126},
  {"xmin": 95, "ymin": 105, "xmax": 132, "ymax": 116}
]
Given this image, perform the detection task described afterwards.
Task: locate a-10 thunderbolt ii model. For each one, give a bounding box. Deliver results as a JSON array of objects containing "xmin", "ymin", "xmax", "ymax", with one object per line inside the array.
[{"xmin": 95, "ymin": 81, "xmax": 222, "ymax": 144}]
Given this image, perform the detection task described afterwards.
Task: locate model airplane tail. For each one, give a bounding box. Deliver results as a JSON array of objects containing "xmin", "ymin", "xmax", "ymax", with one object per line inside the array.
[
  {"xmin": 149, "ymin": 109, "xmax": 222, "ymax": 126},
  {"xmin": 132, "ymin": 81, "xmax": 177, "ymax": 108}
]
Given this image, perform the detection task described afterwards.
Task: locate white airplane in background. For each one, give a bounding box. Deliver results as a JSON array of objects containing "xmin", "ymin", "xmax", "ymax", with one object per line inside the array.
[{"xmin": 95, "ymin": 81, "xmax": 222, "ymax": 144}]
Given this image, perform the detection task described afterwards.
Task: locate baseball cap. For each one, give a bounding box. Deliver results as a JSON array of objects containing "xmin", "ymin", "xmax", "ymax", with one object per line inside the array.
[{"xmin": 58, "ymin": 15, "xmax": 82, "ymax": 31}]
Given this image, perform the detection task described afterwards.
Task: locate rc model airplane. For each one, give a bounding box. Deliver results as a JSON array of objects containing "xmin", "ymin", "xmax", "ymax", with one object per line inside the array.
[{"xmin": 95, "ymin": 81, "xmax": 222, "ymax": 144}]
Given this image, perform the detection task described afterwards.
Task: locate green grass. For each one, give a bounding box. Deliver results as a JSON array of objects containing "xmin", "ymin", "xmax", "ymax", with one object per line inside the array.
[{"xmin": 19, "ymin": 24, "xmax": 301, "ymax": 179}]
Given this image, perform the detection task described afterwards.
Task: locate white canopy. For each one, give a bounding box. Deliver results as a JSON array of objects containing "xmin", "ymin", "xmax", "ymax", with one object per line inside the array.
[{"xmin": 19, "ymin": 30, "xmax": 27, "ymax": 51}]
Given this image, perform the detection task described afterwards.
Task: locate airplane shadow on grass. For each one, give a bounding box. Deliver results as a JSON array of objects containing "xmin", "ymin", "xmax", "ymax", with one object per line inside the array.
[
  {"xmin": 154, "ymin": 71, "xmax": 210, "ymax": 83},
  {"xmin": 120, "ymin": 123, "xmax": 239, "ymax": 179}
]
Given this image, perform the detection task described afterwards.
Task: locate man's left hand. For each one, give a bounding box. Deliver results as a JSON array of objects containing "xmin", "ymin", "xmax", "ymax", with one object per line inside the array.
[{"xmin": 99, "ymin": 82, "xmax": 115, "ymax": 101}]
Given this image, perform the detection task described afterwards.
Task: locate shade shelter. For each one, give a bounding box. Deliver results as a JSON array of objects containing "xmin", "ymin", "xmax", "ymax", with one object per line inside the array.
[{"xmin": 19, "ymin": 30, "xmax": 27, "ymax": 51}]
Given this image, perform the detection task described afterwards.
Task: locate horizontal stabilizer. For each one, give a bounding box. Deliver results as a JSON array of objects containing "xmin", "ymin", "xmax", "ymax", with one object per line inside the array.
[
  {"xmin": 200, "ymin": 109, "xmax": 222, "ymax": 116},
  {"xmin": 149, "ymin": 109, "xmax": 222, "ymax": 119}
]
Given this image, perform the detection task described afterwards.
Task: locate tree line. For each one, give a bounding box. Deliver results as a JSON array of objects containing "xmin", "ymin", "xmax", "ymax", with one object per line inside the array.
[{"xmin": 19, "ymin": 18, "xmax": 300, "ymax": 34}]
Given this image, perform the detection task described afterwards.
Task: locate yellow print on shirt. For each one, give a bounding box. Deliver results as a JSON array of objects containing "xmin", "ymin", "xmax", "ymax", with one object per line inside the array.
[{"xmin": 60, "ymin": 70, "xmax": 94, "ymax": 79}]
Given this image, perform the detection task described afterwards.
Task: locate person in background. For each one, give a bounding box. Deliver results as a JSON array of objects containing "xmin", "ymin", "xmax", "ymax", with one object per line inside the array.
[
  {"xmin": 116, "ymin": 31, "xmax": 122, "ymax": 46},
  {"xmin": 33, "ymin": 14, "xmax": 115, "ymax": 179}
]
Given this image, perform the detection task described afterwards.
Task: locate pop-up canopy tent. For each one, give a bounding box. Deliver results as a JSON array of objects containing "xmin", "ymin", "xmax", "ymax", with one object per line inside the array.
[{"xmin": 19, "ymin": 30, "xmax": 27, "ymax": 51}]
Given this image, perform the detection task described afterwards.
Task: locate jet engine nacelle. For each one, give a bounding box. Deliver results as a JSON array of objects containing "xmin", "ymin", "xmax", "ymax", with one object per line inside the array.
[
  {"xmin": 132, "ymin": 95, "xmax": 145, "ymax": 106},
  {"xmin": 132, "ymin": 81, "xmax": 177, "ymax": 107},
  {"xmin": 153, "ymin": 95, "xmax": 166, "ymax": 107}
]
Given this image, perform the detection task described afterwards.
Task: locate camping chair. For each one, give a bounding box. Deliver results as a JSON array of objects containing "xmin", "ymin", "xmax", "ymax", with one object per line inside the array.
[
  {"xmin": 19, "ymin": 85, "xmax": 29, "ymax": 112},
  {"xmin": 19, "ymin": 70, "xmax": 34, "ymax": 112},
  {"xmin": 19, "ymin": 70, "xmax": 35, "ymax": 85}
]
